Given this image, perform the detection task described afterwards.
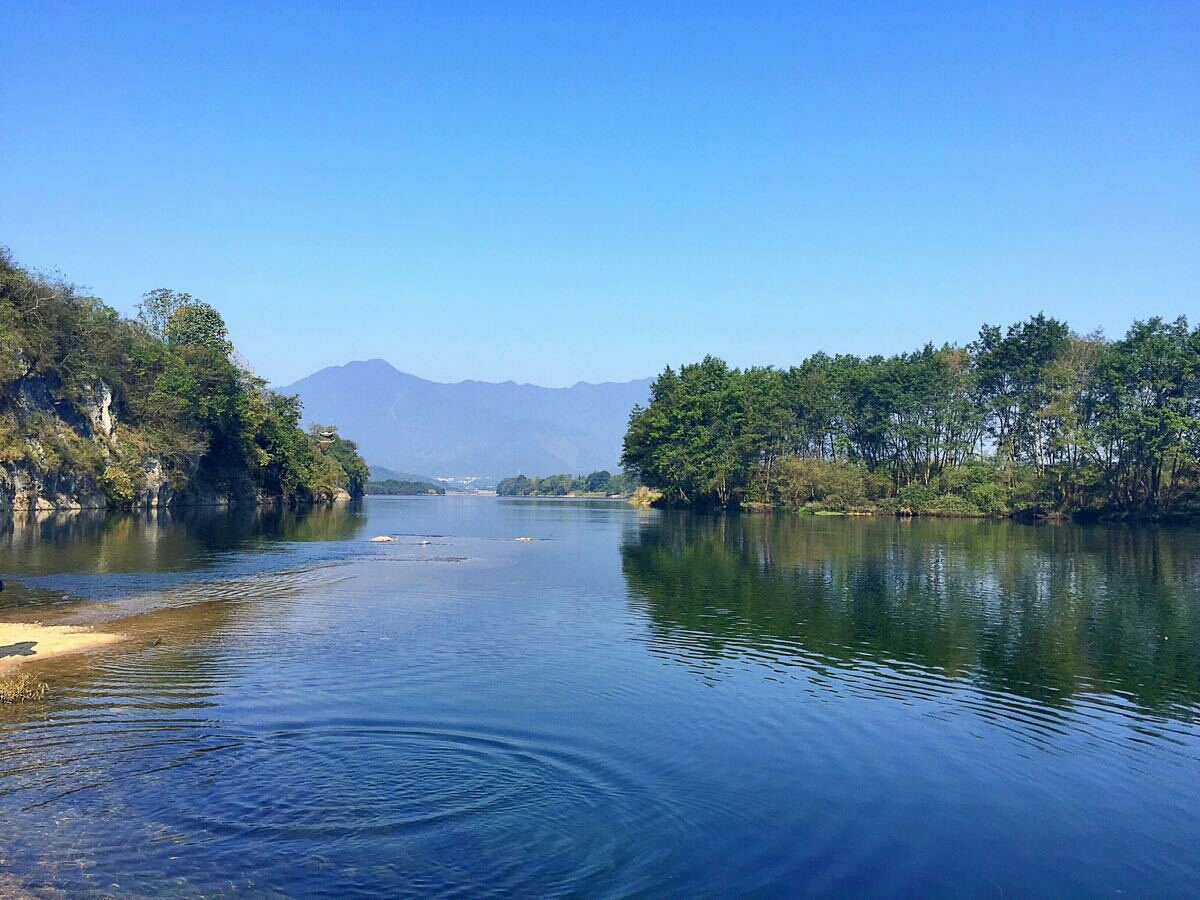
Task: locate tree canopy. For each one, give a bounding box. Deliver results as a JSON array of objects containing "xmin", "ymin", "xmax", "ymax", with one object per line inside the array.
[
  {"xmin": 363, "ymin": 478, "xmax": 445, "ymax": 496},
  {"xmin": 0, "ymin": 249, "xmax": 367, "ymax": 508},
  {"xmin": 622, "ymin": 315, "xmax": 1200, "ymax": 518},
  {"xmin": 496, "ymin": 470, "xmax": 637, "ymax": 497}
]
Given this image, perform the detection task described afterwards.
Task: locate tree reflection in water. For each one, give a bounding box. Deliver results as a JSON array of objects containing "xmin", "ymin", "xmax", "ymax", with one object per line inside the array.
[{"xmin": 621, "ymin": 513, "xmax": 1200, "ymax": 719}]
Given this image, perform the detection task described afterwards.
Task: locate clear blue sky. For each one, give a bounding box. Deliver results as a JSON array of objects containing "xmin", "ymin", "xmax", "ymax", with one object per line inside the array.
[{"xmin": 2, "ymin": 1, "xmax": 1197, "ymax": 387}]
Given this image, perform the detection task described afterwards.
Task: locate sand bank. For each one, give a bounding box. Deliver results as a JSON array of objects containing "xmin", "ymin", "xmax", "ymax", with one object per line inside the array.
[{"xmin": 0, "ymin": 622, "xmax": 125, "ymax": 669}]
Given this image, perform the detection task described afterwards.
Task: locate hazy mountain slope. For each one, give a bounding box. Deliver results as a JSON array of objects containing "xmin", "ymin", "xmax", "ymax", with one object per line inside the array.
[
  {"xmin": 368, "ymin": 466, "xmax": 439, "ymax": 483},
  {"xmin": 281, "ymin": 360, "xmax": 651, "ymax": 477}
]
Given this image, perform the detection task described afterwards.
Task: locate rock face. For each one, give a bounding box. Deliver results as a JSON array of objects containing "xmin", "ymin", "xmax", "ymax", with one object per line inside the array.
[
  {"xmin": 139, "ymin": 457, "xmax": 173, "ymax": 509},
  {"xmin": 1, "ymin": 369, "xmax": 353, "ymax": 518},
  {"xmin": 0, "ymin": 464, "xmax": 107, "ymax": 514},
  {"xmin": 1, "ymin": 372, "xmax": 109, "ymax": 513},
  {"xmin": 0, "ymin": 374, "xmax": 246, "ymax": 515},
  {"xmin": 82, "ymin": 382, "xmax": 117, "ymax": 441}
]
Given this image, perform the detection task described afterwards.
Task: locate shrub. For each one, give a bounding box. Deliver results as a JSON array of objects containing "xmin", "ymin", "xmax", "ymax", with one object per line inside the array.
[
  {"xmin": 773, "ymin": 458, "xmax": 869, "ymax": 509},
  {"xmin": 895, "ymin": 483, "xmax": 938, "ymax": 510},
  {"xmin": 629, "ymin": 486, "xmax": 662, "ymax": 507},
  {"xmin": 883, "ymin": 483, "xmax": 986, "ymax": 517},
  {"xmin": 0, "ymin": 671, "xmax": 49, "ymax": 704},
  {"xmin": 924, "ymin": 494, "xmax": 986, "ymax": 517},
  {"xmin": 0, "ymin": 413, "xmax": 22, "ymax": 463},
  {"xmin": 967, "ymin": 481, "xmax": 1009, "ymax": 516}
]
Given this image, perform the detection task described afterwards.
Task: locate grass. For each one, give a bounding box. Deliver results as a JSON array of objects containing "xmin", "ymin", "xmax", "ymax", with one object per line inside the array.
[{"xmin": 0, "ymin": 671, "xmax": 49, "ymax": 704}]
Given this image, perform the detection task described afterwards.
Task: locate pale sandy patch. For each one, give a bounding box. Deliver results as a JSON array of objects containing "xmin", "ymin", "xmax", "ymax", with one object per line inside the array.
[{"xmin": 0, "ymin": 622, "xmax": 125, "ymax": 669}]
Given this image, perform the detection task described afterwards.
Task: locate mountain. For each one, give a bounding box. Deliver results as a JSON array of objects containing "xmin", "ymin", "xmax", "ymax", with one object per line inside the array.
[
  {"xmin": 369, "ymin": 466, "xmax": 438, "ymax": 483},
  {"xmin": 281, "ymin": 360, "xmax": 652, "ymax": 478},
  {"xmin": 369, "ymin": 465, "xmax": 483, "ymax": 491}
]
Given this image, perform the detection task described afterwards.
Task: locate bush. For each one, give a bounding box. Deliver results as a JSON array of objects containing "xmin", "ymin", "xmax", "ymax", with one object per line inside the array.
[
  {"xmin": 966, "ymin": 481, "xmax": 1009, "ymax": 516},
  {"xmin": 924, "ymin": 494, "xmax": 986, "ymax": 517},
  {"xmin": 0, "ymin": 671, "xmax": 49, "ymax": 704},
  {"xmin": 0, "ymin": 414, "xmax": 22, "ymax": 463},
  {"xmin": 102, "ymin": 456, "xmax": 140, "ymax": 507},
  {"xmin": 863, "ymin": 468, "xmax": 894, "ymax": 501},
  {"xmin": 629, "ymin": 486, "xmax": 662, "ymax": 507},
  {"xmin": 883, "ymin": 483, "xmax": 987, "ymax": 517},
  {"xmin": 772, "ymin": 458, "xmax": 869, "ymax": 509},
  {"xmin": 895, "ymin": 483, "xmax": 938, "ymax": 510}
]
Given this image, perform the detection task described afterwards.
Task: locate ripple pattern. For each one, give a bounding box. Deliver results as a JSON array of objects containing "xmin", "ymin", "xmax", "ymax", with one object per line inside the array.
[{"xmin": 1, "ymin": 503, "xmax": 1199, "ymax": 897}]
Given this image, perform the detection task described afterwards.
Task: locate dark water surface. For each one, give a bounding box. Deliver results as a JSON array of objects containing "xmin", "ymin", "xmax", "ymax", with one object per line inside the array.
[{"xmin": 1, "ymin": 498, "xmax": 1198, "ymax": 897}]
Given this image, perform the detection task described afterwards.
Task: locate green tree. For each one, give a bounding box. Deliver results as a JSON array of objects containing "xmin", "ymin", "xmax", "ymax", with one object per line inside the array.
[
  {"xmin": 1091, "ymin": 317, "xmax": 1200, "ymax": 510},
  {"xmin": 972, "ymin": 313, "xmax": 1070, "ymax": 471},
  {"xmin": 310, "ymin": 424, "xmax": 370, "ymax": 497},
  {"xmin": 620, "ymin": 311, "xmax": 1198, "ymax": 518},
  {"xmin": 585, "ymin": 470, "xmax": 612, "ymax": 492},
  {"xmin": 166, "ymin": 301, "xmax": 233, "ymax": 356},
  {"xmin": 137, "ymin": 288, "xmax": 194, "ymax": 341},
  {"xmin": 623, "ymin": 357, "xmax": 760, "ymax": 506}
]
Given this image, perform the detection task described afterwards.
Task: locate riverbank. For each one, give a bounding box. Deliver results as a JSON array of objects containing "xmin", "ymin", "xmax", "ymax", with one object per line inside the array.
[
  {"xmin": 1, "ymin": 494, "xmax": 1197, "ymax": 896},
  {"xmin": 673, "ymin": 499, "xmax": 1200, "ymax": 523},
  {"xmin": 0, "ymin": 622, "xmax": 125, "ymax": 671}
]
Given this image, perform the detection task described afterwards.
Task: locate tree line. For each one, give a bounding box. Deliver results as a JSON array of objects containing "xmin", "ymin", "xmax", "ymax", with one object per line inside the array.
[
  {"xmin": 1, "ymin": 249, "xmax": 367, "ymax": 507},
  {"xmin": 622, "ymin": 314, "xmax": 1200, "ymax": 518},
  {"xmin": 496, "ymin": 470, "xmax": 637, "ymax": 497},
  {"xmin": 364, "ymin": 478, "xmax": 446, "ymax": 495}
]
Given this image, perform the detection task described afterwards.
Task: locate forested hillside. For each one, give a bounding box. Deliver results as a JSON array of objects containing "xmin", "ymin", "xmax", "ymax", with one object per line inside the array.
[
  {"xmin": 622, "ymin": 315, "xmax": 1200, "ymax": 519},
  {"xmin": 0, "ymin": 249, "xmax": 367, "ymax": 512}
]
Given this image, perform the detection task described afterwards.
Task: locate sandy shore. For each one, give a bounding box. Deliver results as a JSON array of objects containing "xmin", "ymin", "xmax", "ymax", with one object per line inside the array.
[{"xmin": 0, "ymin": 622, "xmax": 126, "ymax": 669}]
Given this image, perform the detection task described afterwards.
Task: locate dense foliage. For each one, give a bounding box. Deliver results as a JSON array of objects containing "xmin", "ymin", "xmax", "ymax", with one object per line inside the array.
[
  {"xmin": 0, "ymin": 249, "xmax": 367, "ymax": 507},
  {"xmin": 364, "ymin": 479, "xmax": 446, "ymax": 495},
  {"xmin": 622, "ymin": 314, "xmax": 1200, "ymax": 518},
  {"xmin": 496, "ymin": 470, "xmax": 638, "ymax": 497}
]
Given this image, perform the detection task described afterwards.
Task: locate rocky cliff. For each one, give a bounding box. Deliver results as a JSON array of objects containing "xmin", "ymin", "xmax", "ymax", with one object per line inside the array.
[
  {"xmin": 1, "ymin": 249, "xmax": 368, "ymax": 516},
  {"xmin": 0, "ymin": 372, "xmax": 249, "ymax": 515}
]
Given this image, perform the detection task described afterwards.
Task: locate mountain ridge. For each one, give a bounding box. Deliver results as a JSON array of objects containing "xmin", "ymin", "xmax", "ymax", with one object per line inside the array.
[
  {"xmin": 295, "ymin": 358, "xmax": 648, "ymax": 391},
  {"xmin": 280, "ymin": 360, "xmax": 651, "ymax": 478}
]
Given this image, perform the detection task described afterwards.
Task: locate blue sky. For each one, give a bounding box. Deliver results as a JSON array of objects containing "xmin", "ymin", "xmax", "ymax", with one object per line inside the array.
[{"xmin": 2, "ymin": 1, "xmax": 1196, "ymax": 387}]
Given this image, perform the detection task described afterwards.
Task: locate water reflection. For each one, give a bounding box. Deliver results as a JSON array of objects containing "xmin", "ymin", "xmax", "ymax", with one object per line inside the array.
[
  {"xmin": 0, "ymin": 503, "xmax": 367, "ymax": 609},
  {"xmin": 621, "ymin": 513, "xmax": 1200, "ymax": 719},
  {"xmin": 0, "ymin": 501, "xmax": 1197, "ymax": 896}
]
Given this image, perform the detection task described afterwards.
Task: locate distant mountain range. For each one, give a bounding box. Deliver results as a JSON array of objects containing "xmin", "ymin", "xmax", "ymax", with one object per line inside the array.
[{"xmin": 280, "ymin": 360, "xmax": 652, "ymax": 479}]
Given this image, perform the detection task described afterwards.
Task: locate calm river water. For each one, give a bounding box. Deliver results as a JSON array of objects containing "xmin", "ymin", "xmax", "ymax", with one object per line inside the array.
[{"xmin": 1, "ymin": 498, "xmax": 1198, "ymax": 897}]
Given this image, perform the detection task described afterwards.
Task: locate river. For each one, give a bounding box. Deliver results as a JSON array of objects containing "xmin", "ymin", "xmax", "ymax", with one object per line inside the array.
[{"xmin": 1, "ymin": 497, "xmax": 1197, "ymax": 896}]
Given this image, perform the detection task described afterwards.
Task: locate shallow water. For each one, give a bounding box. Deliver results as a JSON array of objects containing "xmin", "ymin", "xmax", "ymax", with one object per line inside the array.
[{"xmin": 1, "ymin": 498, "xmax": 1198, "ymax": 897}]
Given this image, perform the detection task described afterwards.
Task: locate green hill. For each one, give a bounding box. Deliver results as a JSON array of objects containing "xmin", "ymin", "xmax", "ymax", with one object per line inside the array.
[{"xmin": 0, "ymin": 249, "xmax": 367, "ymax": 514}]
